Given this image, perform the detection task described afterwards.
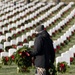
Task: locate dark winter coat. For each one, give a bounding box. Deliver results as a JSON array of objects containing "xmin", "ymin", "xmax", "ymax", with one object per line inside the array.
[{"xmin": 30, "ymin": 30, "xmax": 55, "ymax": 69}]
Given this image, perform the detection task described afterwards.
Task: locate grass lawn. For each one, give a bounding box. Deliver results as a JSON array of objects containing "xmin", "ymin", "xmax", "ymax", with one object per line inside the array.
[
  {"xmin": 0, "ymin": 63, "xmax": 75, "ymax": 75},
  {"xmin": 0, "ymin": 63, "xmax": 35, "ymax": 75}
]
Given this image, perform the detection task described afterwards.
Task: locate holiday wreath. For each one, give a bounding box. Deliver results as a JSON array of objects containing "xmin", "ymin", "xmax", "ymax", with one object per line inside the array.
[
  {"xmin": 57, "ymin": 62, "xmax": 68, "ymax": 73},
  {"xmin": 14, "ymin": 46, "xmax": 32, "ymax": 73}
]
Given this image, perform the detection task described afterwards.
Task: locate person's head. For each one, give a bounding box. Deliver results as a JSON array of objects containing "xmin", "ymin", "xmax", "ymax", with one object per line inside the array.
[{"xmin": 35, "ymin": 25, "xmax": 44, "ymax": 34}]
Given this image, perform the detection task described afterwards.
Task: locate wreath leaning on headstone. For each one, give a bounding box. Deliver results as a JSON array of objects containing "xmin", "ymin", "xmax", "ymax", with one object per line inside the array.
[{"xmin": 14, "ymin": 46, "xmax": 32, "ymax": 73}]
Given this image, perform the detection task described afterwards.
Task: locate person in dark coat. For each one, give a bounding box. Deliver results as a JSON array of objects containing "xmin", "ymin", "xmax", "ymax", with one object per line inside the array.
[{"xmin": 29, "ymin": 25, "xmax": 55, "ymax": 75}]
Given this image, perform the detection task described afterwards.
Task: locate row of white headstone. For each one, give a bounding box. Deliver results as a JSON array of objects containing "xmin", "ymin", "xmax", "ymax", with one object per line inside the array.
[
  {"xmin": 0, "ymin": 2, "xmax": 74, "ymax": 53},
  {"xmin": 48, "ymin": 4, "xmax": 75, "ymax": 36},
  {"xmin": 0, "ymin": 3, "xmax": 63, "ymax": 48},
  {"xmin": 0, "ymin": 2, "xmax": 64, "ymax": 38},
  {"xmin": 56, "ymin": 45, "xmax": 75, "ymax": 66},
  {"xmin": 0, "ymin": 41, "xmax": 34, "ymax": 57},
  {"xmin": 53, "ymin": 8, "xmax": 75, "ymax": 49}
]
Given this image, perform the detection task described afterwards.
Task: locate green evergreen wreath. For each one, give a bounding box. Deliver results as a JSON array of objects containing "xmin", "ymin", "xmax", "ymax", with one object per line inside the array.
[
  {"xmin": 14, "ymin": 46, "xmax": 32, "ymax": 72},
  {"xmin": 57, "ymin": 62, "xmax": 68, "ymax": 73}
]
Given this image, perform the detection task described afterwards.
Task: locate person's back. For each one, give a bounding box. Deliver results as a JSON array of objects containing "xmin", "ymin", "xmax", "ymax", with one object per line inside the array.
[
  {"xmin": 29, "ymin": 25, "xmax": 55, "ymax": 75},
  {"xmin": 35, "ymin": 30, "xmax": 55, "ymax": 68}
]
